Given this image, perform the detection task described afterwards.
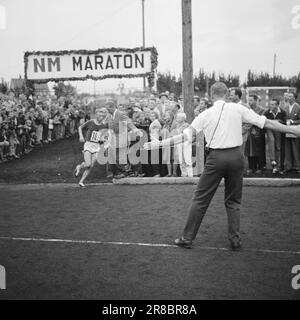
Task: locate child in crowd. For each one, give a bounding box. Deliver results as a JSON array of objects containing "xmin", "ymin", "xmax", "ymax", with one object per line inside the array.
[
  {"xmin": 161, "ymin": 110, "xmax": 176, "ymax": 177},
  {"xmin": 149, "ymin": 111, "xmax": 162, "ymax": 177},
  {"xmin": 0, "ymin": 123, "xmax": 9, "ymax": 162}
]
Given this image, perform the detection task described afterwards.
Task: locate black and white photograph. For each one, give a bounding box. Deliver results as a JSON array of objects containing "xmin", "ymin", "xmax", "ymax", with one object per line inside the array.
[{"xmin": 0, "ymin": 0, "xmax": 300, "ymax": 305}]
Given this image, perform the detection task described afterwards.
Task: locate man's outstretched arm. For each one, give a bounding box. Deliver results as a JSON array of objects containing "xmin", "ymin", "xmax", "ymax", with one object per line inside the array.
[
  {"xmin": 144, "ymin": 127, "xmax": 195, "ymax": 150},
  {"xmin": 240, "ymin": 104, "xmax": 300, "ymax": 137},
  {"xmin": 264, "ymin": 119, "xmax": 300, "ymax": 136}
]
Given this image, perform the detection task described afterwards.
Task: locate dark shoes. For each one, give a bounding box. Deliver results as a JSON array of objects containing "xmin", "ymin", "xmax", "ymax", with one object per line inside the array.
[
  {"xmin": 114, "ymin": 173, "xmax": 126, "ymax": 179},
  {"xmin": 280, "ymin": 169, "xmax": 292, "ymax": 175},
  {"xmin": 174, "ymin": 237, "xmax": 192, "ymax": 249},
  {"xmin": 174, "ymin": 236, "xmax": 242, "ymax": 251},
  {"xmin": 230, "ymin": 240, "xmax": 242, "ymax": 251}
]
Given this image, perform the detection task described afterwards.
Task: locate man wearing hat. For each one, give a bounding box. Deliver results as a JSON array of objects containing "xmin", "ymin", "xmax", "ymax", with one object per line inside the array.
[
  {"xmin": 193, "ymin": 96, "xmax": 200, "ymax": 108},
  {"xmin": 154, "ymin": 92, "xmax": 170, "ymax": 119}
]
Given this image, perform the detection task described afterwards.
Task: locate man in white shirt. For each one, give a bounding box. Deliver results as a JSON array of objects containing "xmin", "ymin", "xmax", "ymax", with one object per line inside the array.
[{"xmin": 144, "ymin": 82, "xmax": 300, "ymax": 251}]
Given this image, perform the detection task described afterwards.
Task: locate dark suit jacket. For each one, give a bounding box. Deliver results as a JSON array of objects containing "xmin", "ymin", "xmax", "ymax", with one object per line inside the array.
[
  {"xmin": 108, "ymin": 110, "xmax": 137, "ymax": 148},
  {"xmin": 264, "ymin": 108, "xmax": 286, "ymax": 124},
  {"xmin": 245, "ymin": 104, "xmax": 265, "ymax": 157},
  {"xmin": 283, "ymin": 103, "xmax": 300, "ymax": 125},
  {"xmin": 282, "ymin": 102, "xmax": 300, "ymax": 138}
]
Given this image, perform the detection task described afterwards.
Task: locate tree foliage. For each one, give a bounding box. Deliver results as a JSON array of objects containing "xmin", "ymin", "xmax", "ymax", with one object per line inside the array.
[
  {"xmin": 0, "ymin": 81, "xmax": 8, "ymax": 94},
  {"xmin": 157, "ymin": 70, "xmax": 240, "ymax": 96},
  {"xmin": 157, "ymin": 70, "xmax": 300, "ymax": 96},
  {"xmin": 53, "ymin": 82, "xmax": 77, "ymax": 98},
  {"xmin": 156, "ymin": 72, "xmax": 182, "ymax": 97},
  {"xmin": 247, "ymin": 70, "xmax": 300, "ymax": 92},
  {"xmin": 24, "ymin": 80, "xmax": 35, "ymax": 97}
]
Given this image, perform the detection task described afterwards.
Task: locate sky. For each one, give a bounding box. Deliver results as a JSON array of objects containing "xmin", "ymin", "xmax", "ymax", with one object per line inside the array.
[{"xmin": 0, "ymin": 0, "xmax": 300, "ymax": 93}]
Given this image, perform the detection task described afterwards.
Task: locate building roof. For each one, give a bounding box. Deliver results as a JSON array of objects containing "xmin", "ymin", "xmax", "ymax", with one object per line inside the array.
[{"xmin": 34, "ymin": 83, "xmax": 50, "ymax": 93}]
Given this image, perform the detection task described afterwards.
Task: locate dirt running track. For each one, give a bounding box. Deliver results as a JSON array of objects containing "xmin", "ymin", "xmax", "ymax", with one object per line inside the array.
[{"xmin": 0, "ymin": 184, "xmax": 299, "ymax": 300}]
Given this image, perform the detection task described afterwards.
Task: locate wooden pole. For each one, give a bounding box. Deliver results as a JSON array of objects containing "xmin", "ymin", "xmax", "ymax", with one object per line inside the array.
[
  {"xmin": 142, "ymin": 0, "xmax": 146, "ymax": 91},
  {"xmin": 182, "ymin": 0, "xmax": 204, "ymax": 174},
  {"xmin": 206, "ymin": 76, "xmax": 209, "ymax": 95},
  {"xmin": 273, "ymin": 53, "xmax": 277, "ymax": 78},
  {"xmin": 181, "ymin": 0, "xmax": 194, "ymax": 123}
]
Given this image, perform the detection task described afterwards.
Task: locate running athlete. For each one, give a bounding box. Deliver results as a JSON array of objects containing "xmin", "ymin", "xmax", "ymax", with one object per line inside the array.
[{"xmin": 74, "ymin": 107, "xmax": 109, "ymax": 187}]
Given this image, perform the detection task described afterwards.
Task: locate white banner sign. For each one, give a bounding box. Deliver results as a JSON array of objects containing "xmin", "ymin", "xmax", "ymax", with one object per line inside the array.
[{"xmin": 24, "ymin": 47, "xmax": 157, "ymax": 83}]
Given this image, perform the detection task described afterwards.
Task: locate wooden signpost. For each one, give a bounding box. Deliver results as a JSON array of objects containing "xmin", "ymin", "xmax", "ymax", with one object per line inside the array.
[
  {"xmin": 182, "ymin": 0, "xmax": 204, "ymax": 174},
  {"xmin": 181, "ymin": 0, "xmax": 194, "ymax": 124}
]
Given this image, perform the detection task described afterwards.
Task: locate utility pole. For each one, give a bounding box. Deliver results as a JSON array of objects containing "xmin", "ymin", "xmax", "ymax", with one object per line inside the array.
[
  {"xmin": 206, "ymin": 76, "xmax": 209, "ymax": 95},
  {"xmin": 142, "ymin": 0, "xmax": 146, "ymax": 91},
  {"xmin": 273, "ymin": 53, "xmax": 277, "ymax": 78},
  {"xmin": 182, "ymin": 0, "xmax": 204, "ymax": 174},
  {"xmin": 181, "ymin": 0, "xmax": 194, "ymax": 123}
]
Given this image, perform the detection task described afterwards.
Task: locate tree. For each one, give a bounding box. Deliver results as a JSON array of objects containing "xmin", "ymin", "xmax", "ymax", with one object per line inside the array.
[
  {"xmin": 53, "ymin": 82, "xmax": 77, "ymax": 98},
  {"xmin": 247, "ymin": 70, "xmax": 291, "ymax": 87},
  {"xmin": 290, "ymin": 73, "xmax": 300, "ymax": 93},
  {"xmin": 12, "ymin": 82, "xmax": 27, "ymax": 97},
  {"xmin": 157, "ymin": 72, "xmax": 181, "ymax": 96},
  {"xmin": 246, "ymin": 70, "xmax": 300, "ymax": 94},
  {"xmin": 0, "ymin": 80, "xmax": 8, "ymax": 94},
  {"xmin": 157, "ymin": 70, "xmax": 240, "ymax": 97}
]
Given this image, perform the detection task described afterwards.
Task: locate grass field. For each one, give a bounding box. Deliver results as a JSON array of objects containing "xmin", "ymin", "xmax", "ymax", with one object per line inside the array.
[
  {"xmin": 0, "ymin": 184, "xmax": 299, "ymax": 300},
  {"xmin": 0, "ymin": 137, "xmax": 299, "ymax": 300}
]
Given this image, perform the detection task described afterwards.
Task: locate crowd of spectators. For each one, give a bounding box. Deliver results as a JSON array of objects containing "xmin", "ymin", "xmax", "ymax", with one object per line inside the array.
[
  {"xmin": 0, "ymin": 91, "xmax": 91, "ymax": 163},
  {"xmin": 108, "ymin": 91, "xmax": 212, "ymax": 178},
  {"xmin": 1, "ymin": 87, "xmax": 299, "ymax": 178},
  {"xmin": 228, "ymin": 88, "xmax": 300, "ymax": 175},
  {"xmin": 108, "ymin": 89, "xmax": 300, "ymax": 178}
]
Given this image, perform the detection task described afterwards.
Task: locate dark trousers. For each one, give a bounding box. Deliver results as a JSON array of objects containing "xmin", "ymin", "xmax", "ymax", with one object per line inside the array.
[
  {"xmin": 266, "ymin": 130, "xmax": 282, "ymax": 165},
  {"xmin": 284, "ymin": 138, "xmax": 300, "ymax": 170},
  {"xmin": 248, "ymin": 156, "xmax": 264, "ymax": 171},
  {"xmin": 42, "ymin": 124, "xmax": 48, "ymax": 141},
  {"xmin": 182, "ymin": 147, "xmax": 244, "ymax": 243},
  {"xmin": 150, "ymin": 148, "xmax": 162, "ymax": 177},
  {"xmin": 109, "ymin": 147, "xmax": 128, "ymax": 175}
]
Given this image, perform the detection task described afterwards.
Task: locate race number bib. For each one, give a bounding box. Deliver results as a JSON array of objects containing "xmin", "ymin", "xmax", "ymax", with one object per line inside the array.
[{"xmin": 90, "ymin": 131, "xmax": 101, "ymax": 143}]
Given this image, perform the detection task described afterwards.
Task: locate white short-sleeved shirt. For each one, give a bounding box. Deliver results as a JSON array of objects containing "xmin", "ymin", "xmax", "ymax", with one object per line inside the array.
[{"xmin": 186, "ymin": 100, "xmax": 266, "ymax": 149}]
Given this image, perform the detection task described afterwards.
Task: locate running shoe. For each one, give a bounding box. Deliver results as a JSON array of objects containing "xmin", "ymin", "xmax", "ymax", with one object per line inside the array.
[{"xmin": 74, "ymin": 165, "xmax": 81, "ymax": 177}]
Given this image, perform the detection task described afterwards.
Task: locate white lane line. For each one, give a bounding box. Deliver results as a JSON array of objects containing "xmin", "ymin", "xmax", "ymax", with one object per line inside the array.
[
  {"xmin": 0, "ymin": 236, "xmax": 175, "ymax": 248},
  {"xmin": 0, "ymin": 183, "xmax": 113, "ymax": 190},
  {"xmin": 0, "ymin": 236, "xmax": 299, "ymax": 255}
]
